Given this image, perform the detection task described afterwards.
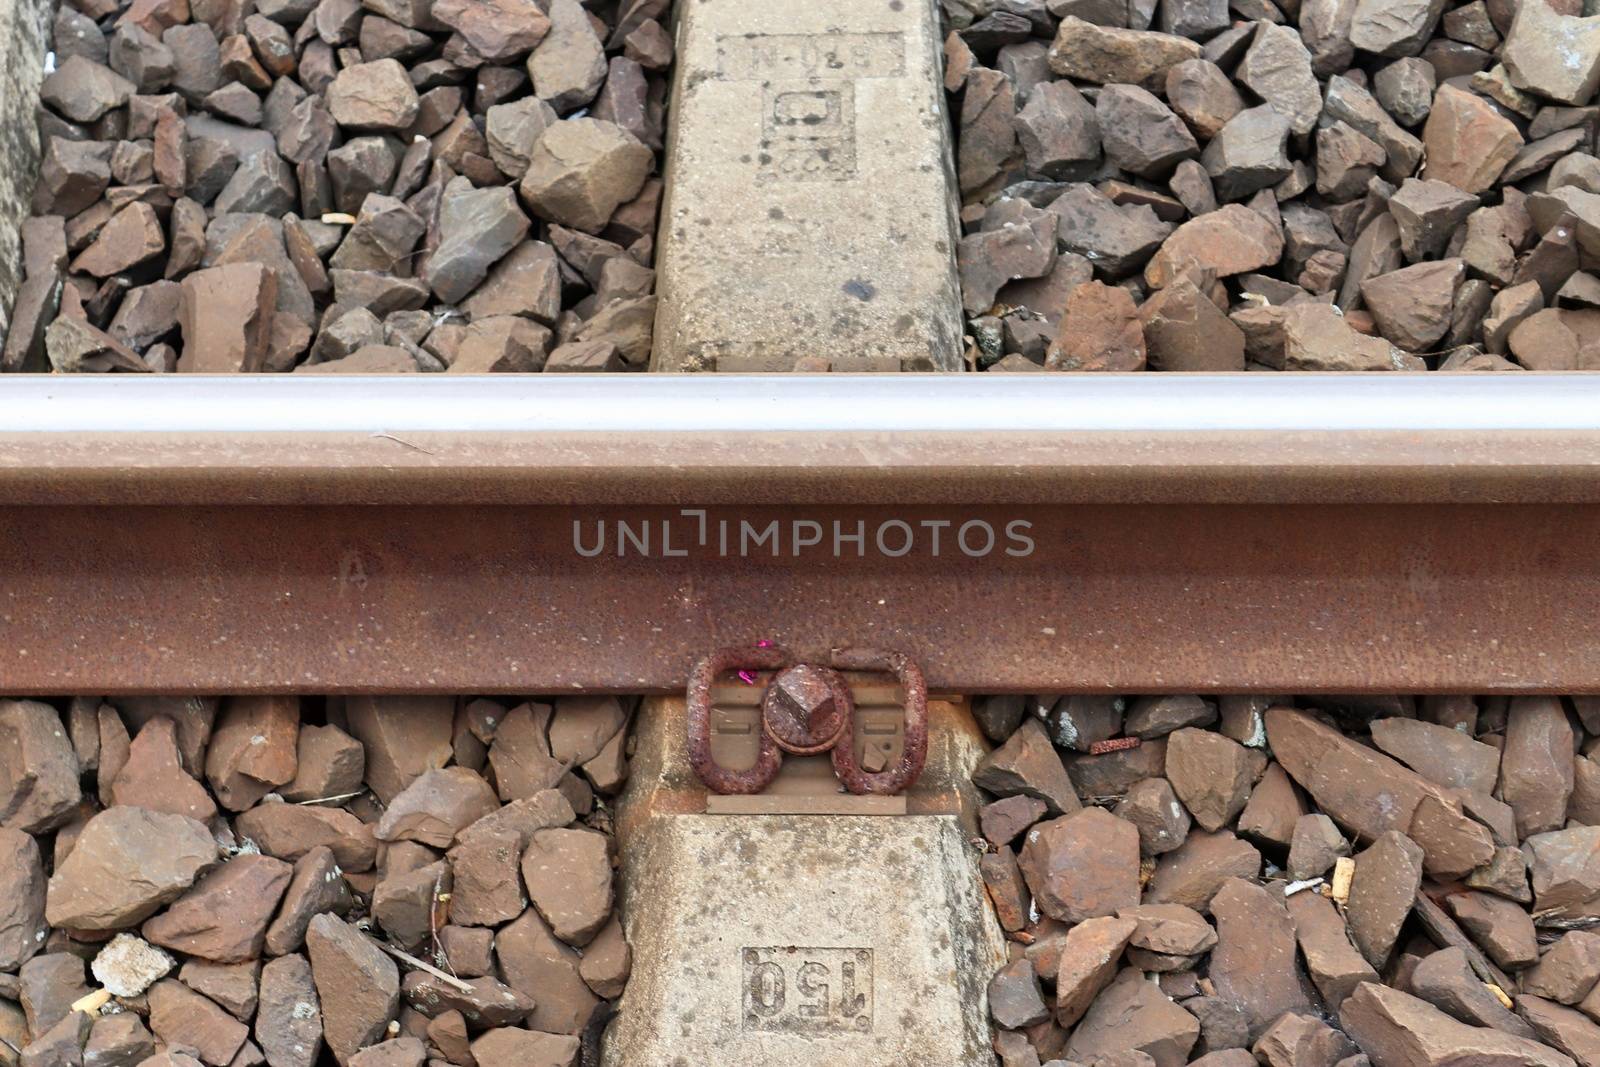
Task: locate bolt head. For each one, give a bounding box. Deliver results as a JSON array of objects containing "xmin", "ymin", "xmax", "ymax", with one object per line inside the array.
[{"xmin": 774, "ymin": 667, "xmax": 836, "ymax": 733}]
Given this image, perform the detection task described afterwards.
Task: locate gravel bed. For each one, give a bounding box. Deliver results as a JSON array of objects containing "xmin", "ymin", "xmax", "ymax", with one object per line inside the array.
[
  {"xmin": 0, "ymin": 694, "xmax": 634, "ymax": 1067},
  {"xmin": 947, "ymin": 0, "xmax": 1600, "ymax": 372},
  {"xmin": 972, "ymin": 692, "xmax": 1600, "ymax": 1067},
  {"xmin": 1, "ymin": 0, "xmax": 668, "ymax": 374}
]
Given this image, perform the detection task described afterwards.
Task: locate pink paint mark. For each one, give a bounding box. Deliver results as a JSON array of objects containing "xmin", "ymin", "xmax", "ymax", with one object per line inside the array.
[{"xmin": 737, "ymin": 642, "xmax": 775, "ymax": 683}]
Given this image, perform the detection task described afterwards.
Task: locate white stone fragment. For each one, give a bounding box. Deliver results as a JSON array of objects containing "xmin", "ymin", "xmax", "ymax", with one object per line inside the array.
[{"xmin": 91, "ymin": 934, "xmax": 175, "ymax": 997}]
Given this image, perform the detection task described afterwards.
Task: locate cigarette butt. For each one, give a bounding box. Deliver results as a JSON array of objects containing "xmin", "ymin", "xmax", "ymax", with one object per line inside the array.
[
  {"xmin": 320, "ymin": 212, "xmax": 358, "ymax": 225},
  {"xmin": 71, "ymin": 989, "xmax": 112, "ymax": 1015},
  {"xmin": 1139, "ymin": 858, "xmax": 1157, "ymax": 888},
  {"xmin": 1331, "ymin": 857, "xmax": 1356, "ymax": 905},
  {"xmin": 1486, "ymin": 983, "xmax": 1514, "ymax": 1010}
]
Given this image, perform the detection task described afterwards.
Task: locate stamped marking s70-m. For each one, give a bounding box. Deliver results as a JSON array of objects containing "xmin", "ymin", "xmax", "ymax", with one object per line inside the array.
[
  {"xmin": 742, "ymin": 947, "xmax": 874, "ymax": 1034},
  {"xmin": 715, "ymin": 31, "xmax": 907, "ymax": 183}
]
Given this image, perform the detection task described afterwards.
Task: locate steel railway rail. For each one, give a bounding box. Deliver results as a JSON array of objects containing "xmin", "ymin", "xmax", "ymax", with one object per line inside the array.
[{"xmin": 3, "ymin": 373, "xmax": 1600, "ymax": 696}]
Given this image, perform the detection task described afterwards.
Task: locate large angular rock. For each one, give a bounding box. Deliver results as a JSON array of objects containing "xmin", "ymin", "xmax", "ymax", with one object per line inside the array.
[
  {"xmin": 370, "ymin": 859, "xmax": 447, "ymax": 954},
  {"xmin": 1202, "ymin": 106, "xmax": 1293, "ymax": 201},
  {"xmin": 1525, "ymin": 931, "xmax": 1600, "ymax": 1004},
  {"xmin": 1018, "ymin": 807, "xmax": 1141, "ymax": 922},
  {"xmin": 1346, "ymin": 831, "xmax": 1425, "ymax": 969},
  {"xmin": 462, "ymin": 241, "xmax": 563, "ymax": 323},
  {"xmin": 147, "ymin": 979, "xmax": 248, "ymax": 1066},
  {"xmin": 1145, "ymin": 205, "xmax": 1284, "ymax": 289},
  {"xmin": 279, "ymin": 724, "xmax": 364, "ymax": 804},
  {"xmin": 256, "ymin": 954, "xmax": 323, "ymax": 1067},
  {"xmin": 1097, "ymin": 85, "xmax": 1196, "ymax": 178},
  {"xmin": 343, "ymin": 697, "xmax": 454, "ymax": 806},
  {"xmin": 1367, "ymin": 718, "xmax": 1500, "ymax": 794},
  {"xmin": 1446, "ymin": 890, "xmax": 1538, "ymax": 970},
  {"xmin": 375, "ymin": 768, "xmax": 501, "ymax": 850},
  {"xmin": 47, "ymin": 807, "xmax": 218, "ymax": 932},
  {"xmin": 0, "ymin": 700, "xmax": 82, "ymax": 834},
  {"xmin": 1502, "ymin": 0, "xmax": 1600, "ymax": 106},
  {"xmin": 1388, "ymin": 180, "xmax": 1480, "ymax": 262},
  {"xmin": 1282, "ymin": 302, "xmax": 1419, "ymax": 371},
  {"xmin": 1047, "ymin": 184, "xmax": 1171, "ymax": 278},
  {"xmin": 19, "ymin": 953, "xmax": 90, "ymax": 1036},
  {"xmin": 1501, "ymin": 695, "xmax": 1575, "ymax": 838},
  {"xmin": 264, "ymin": 846, "xmax": 353, "ymax": 957},
  {"xmin": 959, "ymin": 204, "xmax": 1058, "ymax": 315},
  {"xmin": 1528, "ymin": 826, "xmax": 1600, "ymax": 926},
  {"xmin": 1361, "ymin": 259, "xmax": 1466, "ymax": 351},
  {"xmin": 422, "ymin": 180, "xmax": 531, "ymax": 304},
  {"xmin": 42, "ymin": 55, "xmax": 135, "ymax": 122},
  {"xmin": 305, "ymin": 915, "xmax": 399, "ymax": 1065},
  {"xmin": 326, "ymin": 60, "xmax": 418, "ymax": 131},
  {"xmin": 1265, "ymin": 708, "xmax": 1447, "ymax": 842},
  {"xmin": 958, "ymin": 68, "xmax": 1018, "ymax": 199},
  {"xmin": 112, "ymin": 717, "xmax": 217, "ymax": 822},
  {"xmin": 1410, "ymin": 946, "xmax": 1535, "ymax": 1036},
  {"xmin": 1208, "ymin": 878, "xmax": 1312, "ymax": 1039},
  {"xmin": 1166, "ymin": 60, "xmax": 1244, "ymax": 143},
  {"xmin": 72, "ymin": 202, "xmax": 165, "ymax": 278},
  {"xmin": 1063, "ymin": 968, "xmax": 1200, "ymax": 1067},
  {"xmin": 1409, "ymin": 794, "xmax": 1495, "ymax": 880},
  {"xmin": 1146, "ymin": 829, "xmax": 1261, "ymax": 913},
  {"xmin": 972, "ymin": 718, "xmax": 1080, "ymax": 814},
  {"xmin": 431, "ymin": 0, "xmax": 549, "ymax": 61},
  {"xmin": 204, "ymin": 696, "xmax": 299, "ymax": 812},
  {"xmin": 1048, "ymin": 17, "xmax": 1202, "ymax": 93},
  {"xmin": 234, "ymin": 803, "xmax": 377, "ymax": 872},
  {"xmin": 486, "ymin": 702, "xmax": 564, "ymax": 802},
  {"xmin": 989, "ymin": 959, "xmax": 1050, "ymax": 1029},
  {"xmin": 1349, "ymin": 0, "xmax": 1448, "ymax": 55},
  {"xmin": 0, "ymin": 830, "xmax": 47, "ymax": 971},
  {"xmin": 1422, "ymin": 84, "xmax": 1524, "ymax": 194},
  {"xmin": 1236, "ymin": 22, "xmax": 1321, "ymax": 134},
  {"xmin": 1015, "ymin": 80, "xmax": 1101, "ymax": 178},
  {"xmin": 1254, "ymin": 1013, "xmax": 1357, "ymax": 1067},
  {"xmin": 1164, "ymin": 728, "xmax": 1253, "ymax": 832},
  {"xmin": 518, "ymin": 119, "xmax": 652, "ymax": 234},
  {"xmin": 1518, "ymin": 996, "xmax": 1600, "ymax": 1066},
  {"xmin": 142, "ymin": 855, "xmax": 293, "ymax": 963},
  {"xmin": 528, "ymin": 0, "xmax": 604, "ymax": 112},
  {"xmin": 486, "ymin": 98, "xmax": 559, "ymax": 180},
  {"xmin": 1324, "ymin": 75, "xmax": 1424, "ymax": 181},
  {"xmin": 178, "ymin": 263, "xmax": 277, "ymax": 373},
  {"xmin": 326, "ymin": 197, "xmax": 425, "ymax": 275},
  {"xmin": 521, "ymin": 828, "xmax": 612, "ymax": 947},
  {"xmin": 469, "ymin": 1028, "xmax": 579, "ymax": 1067},
  {"xmin": 495, "ymin": 909, "xmax": 600, "ymax": 1035},
  {"xmin": 1509, "ymin": 308, "xmax": 1600, "ymax": 371},
  {"xmin": 1340, "ymin": 983, "xmax": 1574, "ymax": 1067},
  {"xmin": 1046, "ymin": 279, "xmax": 1146, "ymax": 370},
  {"xmin": 1287, "ymin": 890, "xmax": 1379, "ymax": 1011},
  {"xmin": 1114, "ymin": 777, "xmax": 1192, "ymax": 857},
  {"xmin": 1054, "ymin": 915, "xmax": 1137, "ymax": 1025}
]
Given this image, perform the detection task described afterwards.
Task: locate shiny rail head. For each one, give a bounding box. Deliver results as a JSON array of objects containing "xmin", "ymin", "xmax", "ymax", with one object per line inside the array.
[{"xmin": 5, "ymin": 373, "xmax": 1600, "ymax": 433}]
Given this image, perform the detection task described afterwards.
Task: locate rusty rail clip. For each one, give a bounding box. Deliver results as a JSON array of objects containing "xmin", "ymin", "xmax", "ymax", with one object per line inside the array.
[
  {"xmin": 686, "ymin": 645, "xmax": 929, "ymax": 797},
  {"xmin": 828, "ymin": 647, "xmax": 929, "ymax": 796}
]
